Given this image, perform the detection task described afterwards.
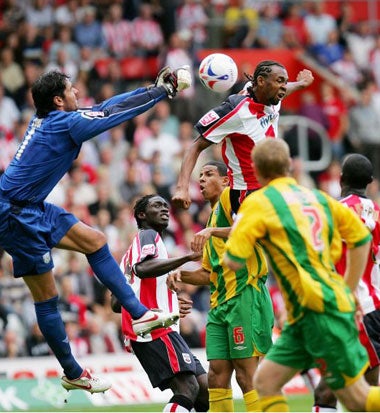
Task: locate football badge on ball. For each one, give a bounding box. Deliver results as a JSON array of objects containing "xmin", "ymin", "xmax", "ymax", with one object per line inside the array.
[{"xmin": 199, "ymin": 53, "xmax": 238, "ymax": 93}]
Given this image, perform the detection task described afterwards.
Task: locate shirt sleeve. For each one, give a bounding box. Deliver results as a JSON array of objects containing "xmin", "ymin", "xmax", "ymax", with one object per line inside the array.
[
  {"xmin": 225, "ymin": 195, "xmax": 266, "ymax": 264},
  {"xmin": 333, "ymin": 199, "xmax": 372, "ymax": 248},
  {"xmin": 68, "ymin": 87, "xmax": 167, "ymax": 145},
  {"xmin": 195, "ymin": 96, "xmax": 245, "ymax": 144}
]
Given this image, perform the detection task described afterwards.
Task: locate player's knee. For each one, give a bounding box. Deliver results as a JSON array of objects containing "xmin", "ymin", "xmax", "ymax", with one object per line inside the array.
[
  {"xmin": 88, "ymin": 228, "xmax": 107, "ymax": 250},
  {"xmin": 314, "ymin": 379, "xmax": 337, "ymax": 406},
  {"xmin": 172, "ymin": 373, "xmax": 200, "ymax": 402}
]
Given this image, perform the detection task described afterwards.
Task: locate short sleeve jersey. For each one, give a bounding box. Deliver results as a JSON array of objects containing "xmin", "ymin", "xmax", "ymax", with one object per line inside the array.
[
  {"xmin": 336, "ymin": 194, "xmax": 380, "ymax": 314},
  {"xmin": 120, "ymin": 229, "xmax": 179, "ymax": 342},
  {"xmin": 202, "ymin": 187, "xmax": 268, "ymax": 309},
  {"xmin": 195, "ymin": 94, "xmax": 281, "ymax": 190},
  {"xmin": 225, "ymin": 177, "xmax": 372, "ymax": 324}
]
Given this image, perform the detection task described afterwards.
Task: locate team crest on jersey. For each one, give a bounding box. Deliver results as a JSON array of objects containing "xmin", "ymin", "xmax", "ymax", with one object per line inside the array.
[
  {"xmin": 199, "ymin": 110, "xmax": 219, "ymax": 126},
  {"xmin": 182, "ymin": 353, "xmax": 191, "ymax": 364},
  {"xmin": 81, "ymin": 111, "xmax": 105, "ymax": 119},
  {"xmin": 141, "ymin": 244, "xmax": 156, "ymax": 257}
]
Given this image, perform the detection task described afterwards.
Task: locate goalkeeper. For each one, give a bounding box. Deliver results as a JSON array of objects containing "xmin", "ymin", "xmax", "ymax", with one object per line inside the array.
[{"xmin": 0, "ymin": 66, "xmax": 191, "ymax": 394}]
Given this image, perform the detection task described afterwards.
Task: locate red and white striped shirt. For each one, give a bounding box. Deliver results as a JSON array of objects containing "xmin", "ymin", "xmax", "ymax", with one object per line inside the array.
[
  {"xmin": 196, "ymin": 94, "xmax": 281, "ymax": 190},
  {"xmin": 120, "ymin": 229, "xmax": 179, "ymax": 342},
  {"xmin": 102, "ymin": 20, "xmax": 134, "ymax": 57},
  {"xmin": 336, "ymin": 194, "xmax": 380, "ymax": 314}
]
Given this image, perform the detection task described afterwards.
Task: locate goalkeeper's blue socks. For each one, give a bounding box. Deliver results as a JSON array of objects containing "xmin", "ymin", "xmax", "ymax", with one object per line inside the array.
[
  {"xmin": 35, "ymin": 296, "xmax": 82, "ymax": 380},
  {"xmin": 86, "ymin": 244, "xmax": 147, "ymax": 318}
]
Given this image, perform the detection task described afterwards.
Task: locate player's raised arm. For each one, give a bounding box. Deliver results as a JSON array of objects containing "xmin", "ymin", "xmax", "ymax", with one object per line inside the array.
[
  {"xmin": 172, "ymin": 136, "xmax": 212, "ymax": 209},
  {"xmin": 285, "ymin": 69, "xmax": 314, "ymax": 97}
]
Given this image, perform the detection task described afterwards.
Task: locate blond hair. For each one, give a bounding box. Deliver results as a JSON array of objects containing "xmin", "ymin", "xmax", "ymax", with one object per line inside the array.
[{"xmin": 252, "ymin": 139, "xmax": 291, "ymax": 180}]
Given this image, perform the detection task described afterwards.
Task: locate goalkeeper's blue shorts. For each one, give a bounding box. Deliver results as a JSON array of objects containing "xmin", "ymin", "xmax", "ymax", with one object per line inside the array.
[{"xmin": 0, "ymin": 199, "xmax": 78, "ymax": 277}]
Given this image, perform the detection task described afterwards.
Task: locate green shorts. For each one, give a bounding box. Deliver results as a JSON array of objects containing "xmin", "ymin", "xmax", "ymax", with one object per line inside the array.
[
  {"xmin": 206, "ymin": 279, "xmax": 274, "ymax": 360},
  {"xmin": 266, "ymin": 309, "xmax": 369, "ymax": 390}
]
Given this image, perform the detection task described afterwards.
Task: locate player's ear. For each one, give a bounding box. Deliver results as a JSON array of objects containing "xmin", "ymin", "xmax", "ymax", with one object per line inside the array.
[
  {"xmin": 137, "ymin": 211, "xmax": 146, "ymax": 220},
  {"xmin": 256, "ymin": 75, "xmax": 265, "ymax": 87},
  {"xmin": 53, "ymin": 95, "xmax": 64, "ymax": 109}
]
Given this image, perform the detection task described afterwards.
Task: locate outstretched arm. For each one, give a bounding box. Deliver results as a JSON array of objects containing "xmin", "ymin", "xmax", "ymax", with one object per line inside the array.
[
  {"xmin": 134, "ymin": 252, "xmax": 201, "ymax": 279},
  {"xmin": 172, "ymin": 136, "xmax": 213, "ymax": 209},
  {"xmin": 167, "ymin": 268, "xmax": 210, "ymax": 292},
  {"xmin": 285, "ymin": 69, "xmax": 314, "ymax": 97},
  {"xmin": 191, "ymin": 227, "xmax": 231, "ymax": 253}
]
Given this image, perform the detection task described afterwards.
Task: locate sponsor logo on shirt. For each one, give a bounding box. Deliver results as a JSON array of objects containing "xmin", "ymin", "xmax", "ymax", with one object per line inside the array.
[
  {"xmin": 199, "ymin": 110, "xmax": 219, "ymax": 126},
  {"xmin": 141, "ymin": 244, "xmax": 156, "ymax": 257},
  {"xmin": 81, "ymin": 111, "xmax": 105, "ymax": 119},
  {"xmin": 259, "ymin": 113, "xmax": 278, "ymax": 129}
]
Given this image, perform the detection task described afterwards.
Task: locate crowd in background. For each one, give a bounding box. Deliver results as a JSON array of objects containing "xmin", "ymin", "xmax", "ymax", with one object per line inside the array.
[{"xmin": 0, "ymin": 0, "xmax": 380, "ymax": 359}]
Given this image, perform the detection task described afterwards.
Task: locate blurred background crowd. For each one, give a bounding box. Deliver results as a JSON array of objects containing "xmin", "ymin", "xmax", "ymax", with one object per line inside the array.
[{"xmin": 0, "ymin": 0, "xmax": 380, "ymax": 360}]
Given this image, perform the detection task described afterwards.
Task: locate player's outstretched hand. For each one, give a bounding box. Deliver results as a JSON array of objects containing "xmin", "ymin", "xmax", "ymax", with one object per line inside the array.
[
  {"xmin": 167, "ymin": 270, "xmax": 182, "ymax": 292},
  {"xmin": 191, "ymin": 228, "xmax": 213, "ymax": 253},
  {"xmin": 296, "ymin": 69, "xmax": 314, "ymax": 88},
  {"xmin": 157, "ymin": 66, "xmax": 192, "ymax": 99},
  {"xmin": 154, "ymin": 66, "xmax": 172, "ymax": 87},
  {"xmin": 172, "ymin": 189, "xmax": 191, "ymax": 209}
]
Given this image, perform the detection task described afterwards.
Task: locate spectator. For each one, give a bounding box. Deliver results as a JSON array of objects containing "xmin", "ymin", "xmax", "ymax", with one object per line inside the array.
[
  {"xmin": 320, "ymin": 82, "xmax": 349, "ymax": 160},
  {"xmin": 151, "ymin": 100, "xmax": 179, "ymax": 137},
  {"xmin": 162, "ymin": 31, "xmax": 196, "ymax": 121},
  {"xmin": 330, "ymin": 48, "xmax": 364, "ymax": 88},
  {"xmin": 132, "ymin": 2, "xmax": 165, "ymax": 58},
  {"xmin": 369, "ymin": 35, "xmax": 380, "ymax": 90},
  {"xmin": 281, "ymin": 3, "xmax": 309, "ymax": 49},
  {"xmin": 349, "ymin": 85, "xmax": 380, "ymax": 179},
  {"xmin": 0, "ymin": 47, "xmax": 25, "ymax": 105},
  {"xmin": 291, "ymin": 157, "xmax": 316, "ymax": 189},
  {"xmin": 223, "ymin": 0, "xmax": 258, "ymax": 48},
  {"xmin": 310, "ymin": 29, "xmax": 345, "ymax": 67},
  {"xmin": 84, "ymin": 312, "xmax": 122, "ymax": 354},
  {"xmin": 255, "ymin": 4, "xmax": 284, "ymax": 49},
  {"xmin": 345, "ymin": 20, "xmax": 375, "ymax": 73},
  {"xmin": 65, "ymin": 320, "xmax": 90, "ymax": 358},
  {"xmin": 89, "ymin": 183, "xmax": 119, "ymax": 223},
  {"xmin": 176, "ymin": 0, "xmax": 209, "ymax": 55},
  {"xmin": 119, "ymin": 164, "xmax": 145, "ymax": 205},
  {"xmin": 44, "ymin": 49, "xmax": 79, "ymax": 82},
  {"xmin": 54, "ymin": 0, "xmax": 81, "ymax": 28},
  {"xmin": 25, "ymin": 0, "xmax": 54, "ymax": 29},
  {"xmin": 49, "ymin": 25, "xmax": 81, "ymax": 65},
  {"xmin": 0, "ymin": 82, "xmax": 20, "ymax": 136},
  {"xmin": 138, "ymin": 117, "xmax": 181, "ymax": 176},
  {"xmin": 74, "ymin": 5, "xmax": 107, "ymax": 59},
  {"xmin": 19, "ymin": 22, "xmax": 46, "ymax": 66},
  {"xmin": 26, "ymin": 321, "xmax": 51, "ymax": 357},
  {"xmin": 317, "ymin": 159, "xmax": 342, "ymax": 199},
  {"xmin": 304, "ymin": 1, "xmax": 337, "ymax": 46},
  {"xmin": 58, "ymin": 275, "xmax": 88, "ymax": 328},
  {"xmin": 102, "ymin": 3, "xmax": 134, "ymax": 58}
]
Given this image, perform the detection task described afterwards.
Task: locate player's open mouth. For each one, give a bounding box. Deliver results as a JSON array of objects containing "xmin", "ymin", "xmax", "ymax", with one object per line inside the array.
[
  {"xmin": 161, "ymin": 213, "xmax": 169, "ymax": 219},
  {"xmin": 278, "ymin": 93, "xmax": 285, "ymax": 99}
]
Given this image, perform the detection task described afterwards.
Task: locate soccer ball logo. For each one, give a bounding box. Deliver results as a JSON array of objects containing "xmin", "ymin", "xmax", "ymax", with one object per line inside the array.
[{"xmin": 199, "ymin": 53, "xmax": 238, "ymax": 93}]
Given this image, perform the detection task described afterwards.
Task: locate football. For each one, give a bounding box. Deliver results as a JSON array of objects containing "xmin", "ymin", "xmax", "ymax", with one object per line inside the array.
[{"xmin": 199, "ymin": 53, "xmax": 238, "ymax": 93}]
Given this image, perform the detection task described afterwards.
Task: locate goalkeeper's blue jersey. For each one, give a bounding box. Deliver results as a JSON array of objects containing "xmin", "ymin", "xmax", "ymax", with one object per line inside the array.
[{"xmin": 0, "ymin": 87, "xmax": 166, "ymax": 203}]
